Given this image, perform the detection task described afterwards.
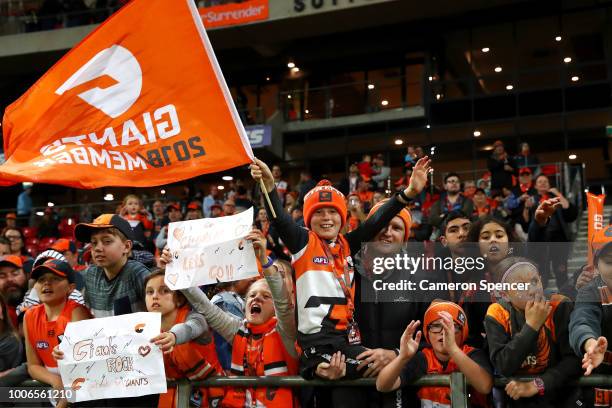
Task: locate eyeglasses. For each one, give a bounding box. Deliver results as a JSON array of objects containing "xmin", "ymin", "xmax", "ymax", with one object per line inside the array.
[{"xmin": 428, "ymin": 322, "xmax": 462, "ymax": 334}]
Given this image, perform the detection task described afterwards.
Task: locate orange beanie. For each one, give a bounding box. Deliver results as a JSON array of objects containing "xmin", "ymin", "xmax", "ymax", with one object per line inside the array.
[
  {"xmin": 423, "ymin": 301, "xmax": 469, "ymax": 344},
  {"xmin": 367, "ymin": 199, "xmax": 412, "ymax": 241},
  {"xmin": 303, "ymin": 180, "xmax": 347, "ymax": 229}
]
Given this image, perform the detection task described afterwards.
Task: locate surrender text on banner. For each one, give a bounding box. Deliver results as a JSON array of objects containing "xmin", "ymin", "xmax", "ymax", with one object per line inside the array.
[{"xmin": 165, "ymin": 207, "xmax": 259, "ymax": 290}]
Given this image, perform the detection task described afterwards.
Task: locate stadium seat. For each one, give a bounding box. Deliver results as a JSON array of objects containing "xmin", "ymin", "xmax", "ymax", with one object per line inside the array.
[
  {"xmin": 38, "ymin": 237, "xmax": 57, "ymax": 251},
  {"xmin": 26, "ymin": 237, "xmax": 39, "ymax": 247},
  {"xmin": 22, "ymin": 226, "xmax": 38, "ymax": 239},
  {"xmin": 26, "ymin": 245, "xmax": 39, "ymax": 258}
]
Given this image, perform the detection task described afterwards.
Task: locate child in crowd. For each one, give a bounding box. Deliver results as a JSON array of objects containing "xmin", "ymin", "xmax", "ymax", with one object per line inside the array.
[
  {"xmin": 570, "ymin": 226, "xmax": 612, "ymax": 406},
  {"xmin": 24, "ymin": 259, "xmax": 90, "ymax": 408},
  {"xmin": 120, "ymin": 194, "xmax": 153, "ymax": 244},
  {"xmin": 161, "ymin": 229, "xmax": 298, "ymax": 407},
  {"xmin": 147, "ymin": 269, "xmax": 224, "ymax": 406},
  {"xmin": 357, "ymin": 154, "xmax": 375, "ymax": 182},
  {"xmin": 485, "ymin": 257, "xmax": 582, "ymax": 407},
  {"xmin": 74, "ymin": 214, "xmax": 150, "ymax": 317},
  {"xmin": 376, "ymin": 301, "xmax": 493, "ymax": 407},
  {"xmin": 249, "ymin": 156, "xmax": 430, "ymax": 387}
]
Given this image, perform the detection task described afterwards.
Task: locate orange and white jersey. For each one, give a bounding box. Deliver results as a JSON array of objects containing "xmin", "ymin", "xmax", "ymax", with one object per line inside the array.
[{"xmin": 292, "ymin": 230, "xmax": 355, "ymax": 346}]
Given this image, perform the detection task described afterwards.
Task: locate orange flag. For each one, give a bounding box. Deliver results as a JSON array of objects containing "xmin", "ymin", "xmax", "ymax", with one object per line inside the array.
[
  {"xmin": 587, "ymin": 192, "xmax": 606, "ymax": 266},
  {"xmin": 1, "ymin": 0, "xmax": 253, "ymax": 188}
]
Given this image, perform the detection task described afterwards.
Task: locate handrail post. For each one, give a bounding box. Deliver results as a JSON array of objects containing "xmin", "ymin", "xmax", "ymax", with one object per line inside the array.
[
  {"xmin": 175, "ymin": 380, "xmax": 191, "ymax": 408},
  {"xmin": 450, "ymin": 372, "xmax": 468, "ymax": 408}
]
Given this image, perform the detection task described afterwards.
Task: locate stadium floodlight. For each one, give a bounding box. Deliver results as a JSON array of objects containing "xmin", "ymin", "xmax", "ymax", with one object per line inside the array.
[
  {"xmin": 564, "ymin": 57, "xmax": 572, "ymax": 63},
  {"xmin": 222, "ymin": 176, "xmax": 233, "ymax": 181},
  {"xmin": 555, "ymin": 36, "xmax": 562, "ymax": 42},
  {"xmin": 506, "ymin": 84, "xmax": 514, "ymax": 90},
  {"xmin": 104, "ymin": 194, "xmax": 114, "ymax": 201},
  {"xmin": 473, "ymin": 130, "xmax": 481, "ymax": 137},
  {"xmin": 161, "ymin": 189, "xmax": 166, "ymax": 195},
  {"xmin": 381, "ymin": 100, "xmax": 389, "ymax": 106},
  {"xmin": 305, "ymin": 109, "xmax": 310, "ymax": 114},
  {"xmin": 426, "ymin": 124, "xmax": 431, "ymax": 129},
  {"xmin": 47, "ymin": 202, "xmax": 54, "ymax": 207},
  {"xmin": 481, "ymin": 47, "xmax": 490, "ymax": 53},
  {"xmin": 218, "ymin": 185, "xmax": 225, "ymax": 190},
  {"xmin": 394, "ymin": 139, "xmax": 403, "ymax": 145},
  {"xmin": 494, "ymin": 66, "xmax": 502, "ymax": 73},
  {"xmin": 571, "ymin": 76, "xmax": 579, "ymax": 82},
  {"xmin": 36, "ymin": 211, "xmax": 44, "ymax": 216},
  {"xmin": 368, "ymin": 84, "xmax": 375, "ymax": 90},
  {"xmin": 287, "ymin": 62, "xmax": 295, "ymax": 69},
  {"xmin": 569, "ymin": 154, "xmax": 577, "ymax": 160}
]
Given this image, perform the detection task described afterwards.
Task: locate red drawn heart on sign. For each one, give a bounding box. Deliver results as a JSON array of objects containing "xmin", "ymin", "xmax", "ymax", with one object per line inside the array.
[
  {"xmin": 172, "ymin": 227, "xmax": 184, "ymax": 241},
  {"xmin": 138, "ymin": 345, "xmax": 151, "ymax": 357},
  {"xmin": 167, "ymin": 273, "xmax": 178, "ymax": 286}
]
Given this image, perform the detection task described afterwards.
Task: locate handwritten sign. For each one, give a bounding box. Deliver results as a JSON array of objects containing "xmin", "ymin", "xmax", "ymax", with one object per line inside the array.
[
  {"xmin": 58, "ymin": 313, "xmax": 166, "ymax": 402},
  {"xmin": 165, "ymin": 207, "xmax": 259, "ymax": 289}
]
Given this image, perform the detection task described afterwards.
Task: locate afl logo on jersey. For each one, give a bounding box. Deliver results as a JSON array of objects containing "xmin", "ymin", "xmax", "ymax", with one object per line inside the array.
[
  {"xmin": 36, "ymin": 341, "xmax": 49, "ymax": 350},
  {"xmin": 312, "ymin": 257, "xmax": 329, "ymax": 265}
]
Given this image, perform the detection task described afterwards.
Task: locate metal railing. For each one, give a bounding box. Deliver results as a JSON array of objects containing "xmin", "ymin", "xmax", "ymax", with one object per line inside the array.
[
  {"xmin": 279, "ymin": 76, "xmax": 423, "ymax": 122},
  {"xmin": 18, "ymin": 374, "xmax": 612, "ymax": 408}
]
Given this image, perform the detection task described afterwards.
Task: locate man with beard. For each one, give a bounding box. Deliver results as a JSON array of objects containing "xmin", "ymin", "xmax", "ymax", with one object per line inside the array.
[{"xmin": 0, "ymin": 256, "xmax": 28, "ymax": 329}]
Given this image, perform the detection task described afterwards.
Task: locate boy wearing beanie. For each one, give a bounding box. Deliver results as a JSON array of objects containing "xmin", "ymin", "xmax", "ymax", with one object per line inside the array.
[
  {"xmin": 376, "ymin": 301, "xmax": 493, "ymax": 406},
  {"xmin": 250, "ymin": 157, "xmax": 431, "ymax": 386}
]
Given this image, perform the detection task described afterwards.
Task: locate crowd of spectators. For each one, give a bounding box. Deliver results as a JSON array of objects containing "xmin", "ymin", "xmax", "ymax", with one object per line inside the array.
[{"xmin": 0, "ymin": 141, "xmax": 608, "ymax": 408}]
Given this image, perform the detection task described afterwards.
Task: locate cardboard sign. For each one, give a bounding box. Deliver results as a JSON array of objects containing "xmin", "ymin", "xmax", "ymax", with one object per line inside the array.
[
  {"xmin": 165, "ymin": 207, "xmax": 259, "ymax": 289},
  {"xmin": 58, "ymin": 313, "xmax": 166, "ymax": 402}
]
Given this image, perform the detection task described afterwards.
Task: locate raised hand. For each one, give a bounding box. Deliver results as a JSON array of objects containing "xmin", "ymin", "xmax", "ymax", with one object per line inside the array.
[
  {"xmin": 405, "ymin": 157, "xmax": 432, "ymax": 198},
  {"xmin": 525, "ymin": 297, "xmax": 551, "ymax": 331},
  {"xmin": 582, "ymin": 336, "xmax": 608, "ymax": 376},
  {"xmin": 438, "ymin": 311, "xmax": 460, "ymax": 355},
  {"xmin": 398, "ymin": 320, "xmax": 422, "ymax": 361},
  {"xmin": 249, "ymin": 158, "xmax": 275, "ymax": 193},
  {"xmin": 534, "ymin": 197, "xmax": 562, "ymax": 225},
  {"xmin": 245, "ymin": 228, "xmax": 268, "ymax": 264}
]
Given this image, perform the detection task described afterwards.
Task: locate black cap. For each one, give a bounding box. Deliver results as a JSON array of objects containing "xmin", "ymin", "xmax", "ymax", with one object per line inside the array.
[{"xmin": 31, "ymin": 259, "xmax": 76, "ymax": 283}]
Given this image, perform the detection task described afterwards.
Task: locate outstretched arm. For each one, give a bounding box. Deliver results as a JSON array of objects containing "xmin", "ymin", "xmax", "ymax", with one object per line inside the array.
[{"xmin": 250, "ymin": 158, "xmax": 309, "ymax": 254}]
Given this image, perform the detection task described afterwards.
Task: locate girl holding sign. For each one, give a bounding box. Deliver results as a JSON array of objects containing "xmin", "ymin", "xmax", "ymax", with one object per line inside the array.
[
  {"xmin": 160, "ymin": 228, "xmax": 299, "ymax": 408},
  {"xmin": 144, "ymin": 269, "xmax": 225, "ymax": 408}
]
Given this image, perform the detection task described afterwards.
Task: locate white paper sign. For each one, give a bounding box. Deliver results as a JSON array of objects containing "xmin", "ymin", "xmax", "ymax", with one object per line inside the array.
[
  {"xmin": 58, "ymin": 313, "xmax": 166, "ymax": 402},
  {"xmin": 165, "ymin": 207, "xmax": 259, "ymax": 289}
]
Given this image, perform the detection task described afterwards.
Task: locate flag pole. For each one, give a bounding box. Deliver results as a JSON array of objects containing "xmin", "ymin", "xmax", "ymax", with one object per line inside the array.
[{"xmin": 259, "ymin": 179, "xmax": 277, "ymax": 219}]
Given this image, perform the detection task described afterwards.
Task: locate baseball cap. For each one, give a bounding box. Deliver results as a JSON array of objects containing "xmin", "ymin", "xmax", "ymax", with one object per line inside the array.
[
  {"xmin": 0, "ymin": 255, "xmax": 23, "ymax": 269},
  {"xmin": 166, "ymin": 202, "xmax": 180, "ymax": 212},
  {"xmin": 31, "ymin": 259, "xmax": 76, "ymax": 283},
  {"xmin": 50, "ymin": 238, "xmax": 77, "ymax": 254},
  {"xmin": 74, "ymin": 214, "xmax": 135, "ymax": 243},
  {"xmin": 5, "ymin": 212, "xmax": 16, "ymax": 220},
  {"xmin": 519, "ymin": 167, "xmax": 532, "ymax": 175},
  {"xmin": 187, "ymin": 201, "xmax": 202, "ymax": 211}
]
